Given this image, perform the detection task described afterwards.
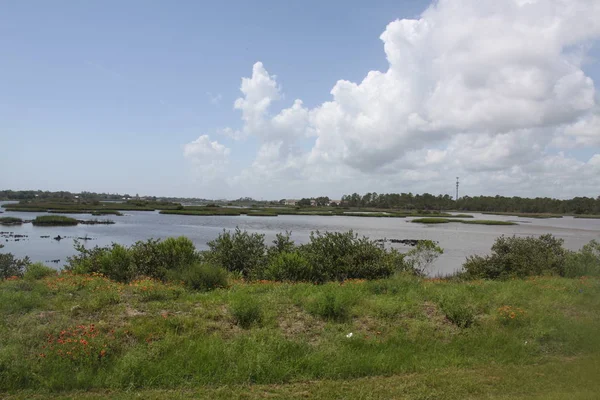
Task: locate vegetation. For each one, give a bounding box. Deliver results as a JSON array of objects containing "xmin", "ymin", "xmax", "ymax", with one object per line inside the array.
[
  {"xmin": 461, "ymin": 234, "xmax": 599, "ymax": 280},
  {"xmin": 0, "ymin": 270, "xmax": 598, "ymax": 397},
  {"xmin": 160, "ymin": 209, "xmax": 241, "ymax": 216},
  {"xmin": 411, "ymin": 218, "xmax": 516, "ymax": 225},
  {"xmin": 2, "ymin": 230, "xmax": 600, "ymax": 397},
  {"xmin": 2, "ymin": 199, "xmax": 181, "ymax": 214},
  {"xmin": 0, "ymin": 217, "xmax": 23, "ymax": 225},
  {"xmin": 32, "ymin": 216, "xmax": 78, "ymax": 226},
  {"xmin": 481, "ymin": 212, "xmax": 563, "ymax": 218},
  {"xmin": 0, "ymin": 245, "xmax": 30, "ymax": 280}
]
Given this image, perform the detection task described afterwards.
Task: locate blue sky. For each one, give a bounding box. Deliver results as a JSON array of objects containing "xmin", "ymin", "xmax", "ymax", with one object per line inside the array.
[{"xmin": 2, "ymin": 0, "xmax": 600, "ymax": 199}]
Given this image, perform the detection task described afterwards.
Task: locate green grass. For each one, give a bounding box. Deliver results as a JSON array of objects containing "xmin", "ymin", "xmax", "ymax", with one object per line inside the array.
[
  {"xmin": 341, "ymin": 212, "xmax": 406, "ymax": 218},
  {"xmin": 160, "ymin": 209, "xmax": 242, "ymax": 216},
  {"xmin": 0, "ymin": 217, "xmax": 23, "ymax": 225},
  {"xmin": 0, "ymin": 273, "xmax": 598, "ymax": 397},
  {"xmin": 244, "ymin": 211, "xmax": 278, "ymax": 217},
  {"xmin": 481, "ymin": 212, "xmax": 564, "ymax": 219},
  {"xmin": 412, "ymin": 218, "xmax": 517, "ymax": 225},
  {"xmin": 573, "ymin": 215, "xmax": 600, "ymax": 219},
  {"xmin": 31, "ymin": 215, "xmax": 79, "ymax": 226},
  {"xmin": 2, "ymin": 201, "xmax": 180, "ymax": 213}
]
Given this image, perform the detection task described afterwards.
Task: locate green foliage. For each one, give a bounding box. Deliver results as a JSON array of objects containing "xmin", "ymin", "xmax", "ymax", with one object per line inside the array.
[
  {"xmin": 564, "ymin": 240, "xmax": 600, "ymax": 277},
  {"xmin": 230, "ymin": 295, "xmax": 263, "ymax": 328},
  {"xmin": 32, "ymin": 215, "xmax": 78, "ymax": 226},
  {"xmin": 0, "ymin": 217, "xmax": 23, "ymax": 225},
  {"xmin": 178, "ymin": 263, "xmax": 228, "ymax": 291},
  {"xmin": 263, "ymin": 251, "xmax": 315, "ymax": 282},
  {"xmin": 0, "ymin": 249, "xmax": 30, "ymax": 279},
  {"xmin": 65, "ymin": 237, "xmax": 199, "ymax": 283},
  {"xmin": 438, "ymin": 295, "xmax": 476, "ymax": 328},
  {"xmin": 207, "ymin": 228, "xmax": 267, "ymax": 279},
  {"xmin": 299, "ymin": 231, "xmax": 400, "ymax": 282},
  {"xmin": 462, "ymin": 234, "xmax": 569, "ymax": 280},
  {"xmin": 405, "ymin": 240, "xmax": 444, "ymax": 276},
  {"xmin": 23, "ymin": 263, "xmax": 56, "ymax": 280},
  {"xmin": 306, "ymin": 288, "xmax": 357, "ymax": 322}
]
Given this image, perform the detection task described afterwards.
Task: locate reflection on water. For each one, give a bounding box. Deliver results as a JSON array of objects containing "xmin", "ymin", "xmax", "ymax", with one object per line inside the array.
[{"xmin": 2, "ymin": 205, "xmax": 599, "ymax": 275}]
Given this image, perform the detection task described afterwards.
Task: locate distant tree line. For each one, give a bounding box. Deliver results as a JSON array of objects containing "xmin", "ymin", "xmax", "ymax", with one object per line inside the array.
[{"xmin": 341, "ymin": 192, "xmax": 600, "ymax": 215}]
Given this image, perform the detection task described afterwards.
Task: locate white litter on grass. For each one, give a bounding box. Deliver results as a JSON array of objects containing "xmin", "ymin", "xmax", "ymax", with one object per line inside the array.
[{"xmin": 346, "ymin": 332, "xmax": 353, "ymax": 338}]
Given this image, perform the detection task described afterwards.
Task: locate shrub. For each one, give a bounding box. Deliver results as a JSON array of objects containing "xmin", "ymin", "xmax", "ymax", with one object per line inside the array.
[
  {"xmin": 23, "ymin": 263, "xmax": 56, "ymax": 280},
  {"xmin": 462, "ymin": 234, "xmax": 568, "ymax": 280},
  {"xmin": 179, "ymin": 263, "xmax": 228, "ymax": 291},
  {"xmin": 0, "ymin": 247, "xmax": 30, "ymax": 279},
  {"xmin": 263, "ymin": 251, "xmax": 316, "ymax": 282},
  {"xmin": 65, "ymin": 237, "xmax": 199, "ymax": 283},
  {"xmin": 299, "ymin": 231, "xmax": 399, "ymax": 282},
  {"xmin": 230, "ymin": 295, "xmax": 263, "ymax": 328},
  {"xmin": 207, "ymin": 228, "xmax": 267, "ymax": 279},
  {"xmin": 564, "ymin": 240, "xmax": 600, "ymax": 278},
  {"xmin": 266, "ymin": 231, "xmax": 295, "ymax": 259},
  {"xmin": 404, "ymin": 240, "xmax": 444, "ymax": 276}
]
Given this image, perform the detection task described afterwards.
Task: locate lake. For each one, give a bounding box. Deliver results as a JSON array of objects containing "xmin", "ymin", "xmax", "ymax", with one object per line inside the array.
[{"xmin": 2, "ymin": 203, "xmax": 600, "ymax": 275}]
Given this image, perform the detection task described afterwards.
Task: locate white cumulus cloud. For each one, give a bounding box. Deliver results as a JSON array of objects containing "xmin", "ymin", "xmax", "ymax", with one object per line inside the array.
[{"xmin": 186, "ymin": 0, "xmax": 600, "ymax": 198}]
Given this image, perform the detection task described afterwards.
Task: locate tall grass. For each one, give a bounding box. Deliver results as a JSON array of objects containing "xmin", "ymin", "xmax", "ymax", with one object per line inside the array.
[{"xmin": 32, "ymin": 215, "xmax": 78, "ymax": 226}]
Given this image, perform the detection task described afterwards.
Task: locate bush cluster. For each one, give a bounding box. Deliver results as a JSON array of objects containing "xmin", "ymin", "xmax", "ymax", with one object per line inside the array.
[
  {"xmin": 462, "ymin": 234, "xmax": 600, "ymax": 280},
  {"xmin": 65, "ymin": 237, "xmax": 227, "ymax": 291},
  {"xmin": 206, "ymin": 229, "xmax": 420, "ymax": 283}
]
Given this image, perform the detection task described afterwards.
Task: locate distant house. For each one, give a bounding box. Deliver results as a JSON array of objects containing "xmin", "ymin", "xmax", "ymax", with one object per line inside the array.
[
  {"xmin": 329, "ymin": 200, "xmax": 341, "ymax": 206},
  {"xmin": 284, "ymin": 199, "xmax": 297, "ymax": 206},
  {"xmin": 310, "ymin": 199, "xmax": 317, "ymax": 207}
]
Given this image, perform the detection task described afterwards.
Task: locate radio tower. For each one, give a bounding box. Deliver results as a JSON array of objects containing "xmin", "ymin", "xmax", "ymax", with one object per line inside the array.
[{"xmin": 456, "ymin": 177, "xmax": 459, "ymax": 201}]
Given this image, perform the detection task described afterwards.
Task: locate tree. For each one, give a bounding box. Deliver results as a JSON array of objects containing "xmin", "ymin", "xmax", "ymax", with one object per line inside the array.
[{"xmin": 298, "ymin": 198, "xmax": 312, "ymax": 207}]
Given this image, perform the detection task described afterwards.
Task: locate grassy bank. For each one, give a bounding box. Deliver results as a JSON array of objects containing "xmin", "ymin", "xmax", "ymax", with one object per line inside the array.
[
  {"xmin": 0, "ymin": 273, "xmax": 598, "ymax": 397},
  {"xmin": 2, "ymin": 201, "xmax": 180, "ymax": 214},
  {"xmin": 481, "ymin": 212, "xmax": 564, "ymax": 219},
  {"xmin": 412, "ymin": 218, "xmax": 516, "ymax": 225},
  {"xmin": 32, "ymin": 216, "xmax": 78, "ymax": 226},
  {"xmin": 0, "ymin": 217, "xmax": 23, "ymax": 226}
]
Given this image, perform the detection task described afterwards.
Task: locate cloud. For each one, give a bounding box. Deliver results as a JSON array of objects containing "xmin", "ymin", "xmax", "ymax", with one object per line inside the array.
[
  {"xmin": 183, "ymin": 135, "xmax": 230, "ymax": 178},
  {"xmin": 186, "ymin": 0, "xmax": 600, "ymax": 198}
]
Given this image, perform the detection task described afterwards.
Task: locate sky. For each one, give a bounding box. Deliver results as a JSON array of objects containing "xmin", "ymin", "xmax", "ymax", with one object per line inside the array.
[{"xmin": 1, "ymin": 0, "xmax": 600, "ymax": 200}]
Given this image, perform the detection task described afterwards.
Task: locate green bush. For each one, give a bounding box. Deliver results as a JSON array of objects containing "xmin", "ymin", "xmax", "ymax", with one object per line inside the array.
[
  {"xmin": 230, "ymin": 295, "xmax": 263, "ymax": 328},
  {"xmin": 23, "ymin": 263, "xmax": 56, "ymax": 280},
  {"xmin": 404, "ymin": 240, "xmax": 444, "ymax": 276},
  {"xmin": 306, "ymin": 289, "xmax": 356, "ymax": 322},
  {"xmin": 298, "ymin": 231, "xmax": 400, "ymax": 282},
  {"xmin": 178, "ymin": 263, "xmax": 228, "ymax": 291},
  {"xmin": 0, "ymin": 247, "xmax": 30, "ymax": 279},
  {"xmin": 564, "ymin": 240, "xmax": 600, "ymax": 277},
  {"xmin": 462, "ymin": 234, "xmax": 568, "ymax": 280},
  {"xmin": 207, "ymin": 228, "xmax": 267, "ymax": 279},
  {"xmin": 263, "ymin": 251, "xmax": 316, "ymax": 282},
  {"xmin": 65, "ymin": 237, "xmax": 199, "ymax": 283}
]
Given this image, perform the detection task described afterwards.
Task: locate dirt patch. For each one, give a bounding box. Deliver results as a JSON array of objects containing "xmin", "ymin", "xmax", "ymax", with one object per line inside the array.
[
  {"xmin": 125, "ymin": 306, "xmax": 146, "ymax": 317},
  {"xmin": 278, "ymin": 306, "xmax": 325, "ymax": 345}
]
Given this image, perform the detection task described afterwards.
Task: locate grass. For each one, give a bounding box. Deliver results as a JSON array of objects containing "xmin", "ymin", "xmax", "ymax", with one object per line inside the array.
[
  {"xmin": 481, "ymin": 212, "xmax": 564, "ymax": 219},
  {"xmin": 573, "ymin": 215, "xmax": 600, "ymax": 219},
  {"xmin": 160, "ymin": 209, "xmax": 242, "ymax": 216},
  {"xmin": 412, "ymin": 218, "xmax": 517, "ymax": 225},
  {"xmin": 2, "ymin": 201, "xmax": 180, "ymax": 213},
  {"xmin": 31, "ymin": 215, "xmax": 78, "ymax": 226},
  {"xmin": 0, "ymin": 217, "xmax": 23, "ymax": 225},
  {"xmin": 0, "ymin": 273, "xmax": 598, "ymax": 398}
]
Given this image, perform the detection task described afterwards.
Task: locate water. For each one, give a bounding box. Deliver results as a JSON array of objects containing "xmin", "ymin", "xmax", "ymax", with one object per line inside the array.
[{"xmin": 2, "ymin": 203, "xmax": 599, "ymax": 275}]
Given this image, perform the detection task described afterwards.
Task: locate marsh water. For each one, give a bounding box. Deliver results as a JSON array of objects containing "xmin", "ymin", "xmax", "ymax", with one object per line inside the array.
[{"xmin": 2, "ymin": 202, "xmax": 600, "ymax": 275}]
